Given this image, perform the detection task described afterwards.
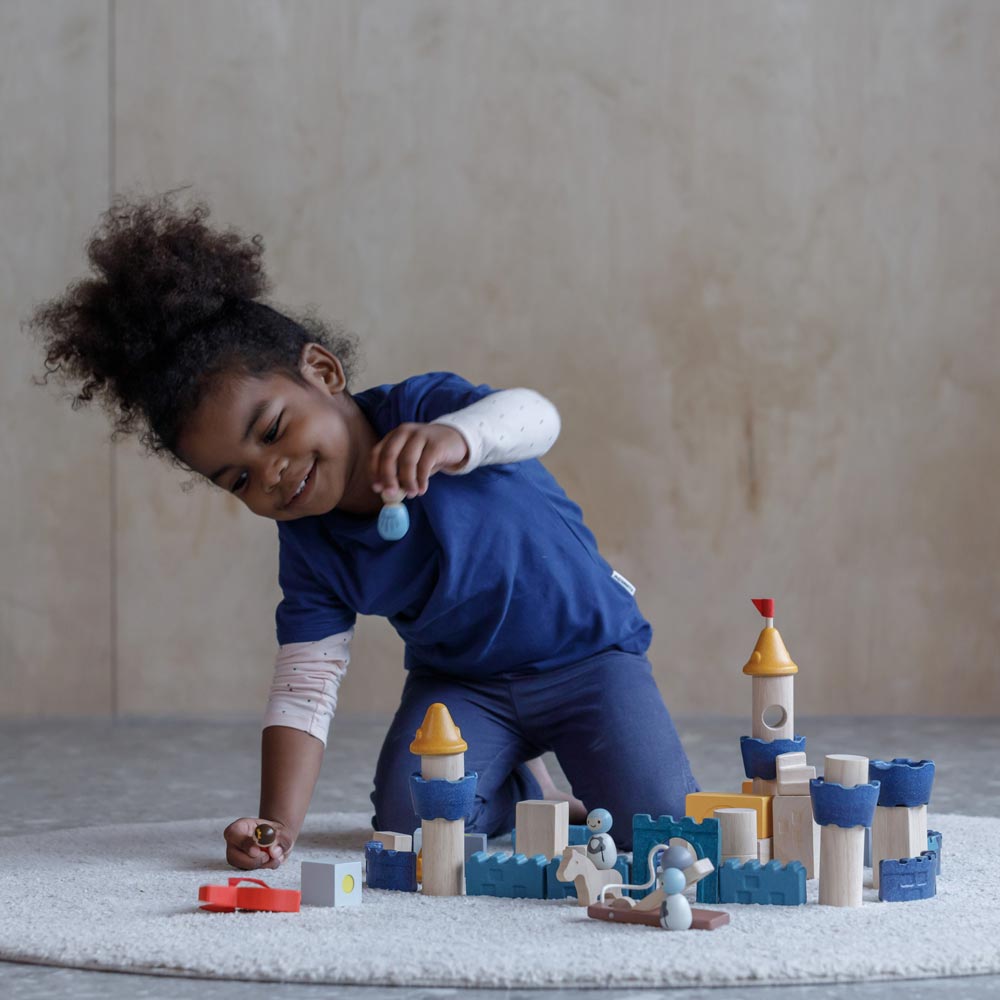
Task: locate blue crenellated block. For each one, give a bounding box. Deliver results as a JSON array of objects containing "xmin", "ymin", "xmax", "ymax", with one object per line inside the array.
[
  {"xmin": 927, "ymin": 830, "xmax": 943, "ymax": 875},
  {"xmin": 718, "ymin": 859, "xmax": 806, "ymax": 906},
  {"xmin": 740, "ymin": 735, "xmax": 807, "ymax": 780},
  {"xmin": 409, "ymin": 772, "xmax": 478, "ymax": 821},
  {"xmin": 878, "ymin": 850, "xmax": 938, "ymax": 902},
  {"xmin": 631, "ymin": 814, "xmax": 720, "ymax": 905},
  {"xmin": 365, "ymin": 841, "xmax": 417, "ymax": 892},
  {"xmin": 466, "ymin": 851, "xmax": 548, "ymax": 899},
  {"xmin": 869, "ymin": 759, "xmax": 935, "ymax": 807},
  {"xmin": 545, "ymin": 854, "xmax": 631, "ymax": 900},
  {"xmin": 810, "ymin": 778, "xmax": 880, "ymax": 829}
]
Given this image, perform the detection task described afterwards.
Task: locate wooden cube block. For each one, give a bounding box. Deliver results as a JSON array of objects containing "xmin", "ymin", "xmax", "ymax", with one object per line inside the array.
[
  {"xmin": 515, "ymin": 799, "xmax": 569, "ymax": 860},
  {"xmin": 752, "ymin": 778, "xmax": 777, "ymax": 795},
  {"xmin": 301, "ymin": 860, "xmax": 363, "ymax": 907},
  {"xmin": 758, "ymin": 838, "xmax": 772, "ymax": 863},
  {"xmin": 370, "ymin": 830, "xmax": 412, "ymax": 853}
]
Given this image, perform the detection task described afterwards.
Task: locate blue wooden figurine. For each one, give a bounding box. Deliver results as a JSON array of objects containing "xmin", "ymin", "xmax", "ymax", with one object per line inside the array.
[
  {"xmin": 586, "ymin": 808, "xmax": 617, "ymax": 870},
  {"xmin": 377, "ymin": 489, "xmax": 409, "ymax": 541}
]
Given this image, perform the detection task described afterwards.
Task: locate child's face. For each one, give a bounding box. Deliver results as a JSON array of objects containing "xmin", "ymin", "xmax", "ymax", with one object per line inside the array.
[{"xmin": 175, "ymin": 345, "xmax": 378, "ymax": 521}]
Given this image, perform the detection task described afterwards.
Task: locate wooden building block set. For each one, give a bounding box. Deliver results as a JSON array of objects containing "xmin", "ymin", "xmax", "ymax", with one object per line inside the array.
[{"xmin": 197, "ymin": 602, "xmax": 941, "ymax": 937}]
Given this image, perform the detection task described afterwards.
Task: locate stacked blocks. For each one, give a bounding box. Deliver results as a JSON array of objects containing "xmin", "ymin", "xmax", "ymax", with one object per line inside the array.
[
  {"xmin": 632, "ymin": 815, "xmax": 721, "ymax": 905},
  {"xmin": 878, "ymin": 850, "xmax": 938, "ymax": 902},
  {"xmin": 869, "ymin": 759, "xmax": 935, "ymax": 890},
  {"xmin": 719, "ymin": 859, "xmax": 807, "ymax": 906},
  {"xmin": 545, "ymin": 854, "xmax": 631, "ymax": 901},
  {"xmin": 365, "ymin": 841, "xmax": 417, "ymax": 892},
  {"xmin": 466, "ymin": 851, "xmax": 548, "ymax": 899}
]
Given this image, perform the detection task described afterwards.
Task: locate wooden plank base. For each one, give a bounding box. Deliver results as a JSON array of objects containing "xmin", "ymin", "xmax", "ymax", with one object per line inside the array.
[{"xmin": 587, "ymin": 902, "xmax": 730, "ymax": 930}]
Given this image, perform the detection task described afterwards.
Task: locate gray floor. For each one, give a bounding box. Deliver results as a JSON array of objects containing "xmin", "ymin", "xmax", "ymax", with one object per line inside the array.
[{"xmin": 2, "ymin": 715, "xmax": 999, "ymax": 999}]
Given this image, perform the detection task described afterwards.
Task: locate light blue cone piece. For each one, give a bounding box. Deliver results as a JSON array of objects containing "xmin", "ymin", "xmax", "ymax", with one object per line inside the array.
[{"xmin": 377, "ymin": 503, "xmax": 409, "ymax": 541}]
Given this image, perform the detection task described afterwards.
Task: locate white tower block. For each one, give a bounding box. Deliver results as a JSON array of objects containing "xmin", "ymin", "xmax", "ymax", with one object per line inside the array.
[
  {"xmin": 411, "ymin": 703, "xmax": 469, "ymax": 897},
  {"xmin": 871, "ymin": 804, "xmax": 928, "ymax": 890},
  {"xmin": 818, "ymin": 754, "xmax": 869, "ymax": 907}
]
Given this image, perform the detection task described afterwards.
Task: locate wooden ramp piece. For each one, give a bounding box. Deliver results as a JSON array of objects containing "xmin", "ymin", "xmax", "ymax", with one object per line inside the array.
[{"xmin": 587, "ymin": 902, "xmax": 730, "ymax": 931}]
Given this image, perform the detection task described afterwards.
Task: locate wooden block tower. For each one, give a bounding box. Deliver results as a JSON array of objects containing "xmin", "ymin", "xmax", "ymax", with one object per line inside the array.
[
  {"xmin": 869, "ymin": 758, "xmax": 935, "ymax": 891},
  {"xmin": 743, "ymin": 598, "xmax": 796, "ymax": 742},
  {"xmin": 811, "ymin": 754, "xmax": 880, "ymax": 907},
  {"xmin": 409, "ymin": 703, "xmax": 478, "ymax": 896}
]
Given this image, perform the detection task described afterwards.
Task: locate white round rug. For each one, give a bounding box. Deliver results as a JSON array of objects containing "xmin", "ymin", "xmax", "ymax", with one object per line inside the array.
[{"xmin": 1, "ymin": 812, "xmax": 996, "ymax": 989}]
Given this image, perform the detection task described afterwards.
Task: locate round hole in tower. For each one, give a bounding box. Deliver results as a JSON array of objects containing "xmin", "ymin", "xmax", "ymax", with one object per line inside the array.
[{"xmin": 761, "ymin": 704, "xmax": 787, "ymax": 731}]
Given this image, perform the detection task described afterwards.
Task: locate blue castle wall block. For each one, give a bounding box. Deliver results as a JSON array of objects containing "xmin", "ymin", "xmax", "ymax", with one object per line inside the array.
[
  {"xmin": 719, "ymin": 859, "xmax": 807, "ymax": 906},
  {"xmin": 545, "ymin": 854, "xmax": 631, "ymax": 900},
  {"xmin": 927, "ymin": 830, "xmax": 943, "ymax": 875},
  {"xmin": 466, "ymin": 851, "xmax": 548, "ymax": 899},
  {"xmin": 364, "ymin": 841, "xmax": 417, "ymax": 892},
  {"xmin": 631, "ymin": 814, "xmax": 721, "ymax": 905},
  {"xmin": 878, "ymin": 850, "xmax": 938, "ymax": 902}
]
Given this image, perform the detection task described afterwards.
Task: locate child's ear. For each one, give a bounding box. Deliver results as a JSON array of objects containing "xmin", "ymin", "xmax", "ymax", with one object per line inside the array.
[{"xmin": 299, "ymin": 343, "xmax": 346, "ymax": 394}]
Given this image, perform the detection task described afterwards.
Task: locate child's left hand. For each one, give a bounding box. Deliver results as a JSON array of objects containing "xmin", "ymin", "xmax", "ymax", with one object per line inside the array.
[{"xmin": 370, "ymin": 422, "xmax": 469, "ymax": 498}]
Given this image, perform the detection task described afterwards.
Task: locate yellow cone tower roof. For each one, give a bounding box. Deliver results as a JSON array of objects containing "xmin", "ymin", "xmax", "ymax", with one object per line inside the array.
[
  {"xmin": 410, "ymin": 702, "xmax": 468, "ymax": 755},
  {"xmin": 742, "ymin": 598, "xmax": 798, "ymax": 676}
]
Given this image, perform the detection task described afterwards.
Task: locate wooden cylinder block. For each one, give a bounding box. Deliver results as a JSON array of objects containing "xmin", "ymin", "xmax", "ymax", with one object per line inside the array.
[
  {"xmin": 824, "ymin": 754, "xmax": 869, "ymax": 788},
  {"xmin": 421, "ymin": 817, "xmax": 465, "ymax": 896},
  {"xmin": 819, "ymin": 824, "xmax": 865, "ymax": 907},
  {"xmin": 421, "ymin": 753, "xmax": 464, "ymax": 781},
  {"xmin": 751, "ymin": 675, "xmax": 795, "ymax": 741},
  {"xmin": 715, "ymin": 808, "xmax": 759, "ymax": 860},
  {"xmin": 871, "ymin": 804, "xmax": 928, "ymax": 889}
]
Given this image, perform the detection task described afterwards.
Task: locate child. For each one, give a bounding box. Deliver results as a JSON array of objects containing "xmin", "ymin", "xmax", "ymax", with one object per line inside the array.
[{"xmin": 30, "ymin": 194, "xmax": 698, "ymax": 870}]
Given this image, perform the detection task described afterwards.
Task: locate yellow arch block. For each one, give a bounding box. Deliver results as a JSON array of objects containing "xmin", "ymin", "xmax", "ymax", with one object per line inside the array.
[{"xmin": 685, "ymin": 791, "xmax": 773, "ymax": 840}]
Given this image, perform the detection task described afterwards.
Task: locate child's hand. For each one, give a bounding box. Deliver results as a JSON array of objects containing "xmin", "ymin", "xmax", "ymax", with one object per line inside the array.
[
  {"xmin": 223, "ymin": 817, "xmax": 293, "ymax": 870},
  {"xmin": 370, "ymin": 423, "xmax": 469, "ymax": 498}
]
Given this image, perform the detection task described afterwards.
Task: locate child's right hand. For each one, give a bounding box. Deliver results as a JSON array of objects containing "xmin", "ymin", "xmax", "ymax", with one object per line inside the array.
[{"xmin": 223, "ymin": 817, "xmax": 294, "ymax": 870}]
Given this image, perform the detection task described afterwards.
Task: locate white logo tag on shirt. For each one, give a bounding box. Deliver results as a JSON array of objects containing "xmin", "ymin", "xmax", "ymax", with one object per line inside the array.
[{"xmin": 611, "ymin": 570, "xmax": 636, "ymax": 595}]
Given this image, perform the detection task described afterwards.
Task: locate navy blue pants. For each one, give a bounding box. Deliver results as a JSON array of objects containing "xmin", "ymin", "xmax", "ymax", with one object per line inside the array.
[{"xmin": 370, "ymin": 649, "xmax": 699, "ymax": 850}]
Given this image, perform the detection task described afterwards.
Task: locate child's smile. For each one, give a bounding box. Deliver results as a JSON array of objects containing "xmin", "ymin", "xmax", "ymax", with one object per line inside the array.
[{"xmin": 175, "ymin": 346, "xmax": 381, "ymax": 521}]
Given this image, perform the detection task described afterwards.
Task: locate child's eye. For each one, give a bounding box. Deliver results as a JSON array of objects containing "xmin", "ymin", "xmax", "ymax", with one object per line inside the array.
[
  {"xmin": 231, "ymin": 472, "xmax": 248, "ymax": 493},
  {"xmin": 263, "ymin": 416, "xmax": 281, "ymax": 444}
]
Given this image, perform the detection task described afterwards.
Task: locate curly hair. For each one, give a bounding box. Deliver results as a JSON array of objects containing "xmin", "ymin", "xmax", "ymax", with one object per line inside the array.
[{"xmin": 27, "ymin": 191, "xmax": 360, "ymax": 458}]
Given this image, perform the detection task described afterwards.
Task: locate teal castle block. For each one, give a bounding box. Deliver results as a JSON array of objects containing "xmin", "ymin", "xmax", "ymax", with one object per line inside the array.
[
  {"xmin": 465, "ymin": 851, "xmax": 547, "ymax": 899},
  {"xmin": 631, "ymin": 814, "xmax": 721, "ymax": 905},
  {"xmin": 719, "ymin": 859, "xmax": 806, "ymax": 905}
]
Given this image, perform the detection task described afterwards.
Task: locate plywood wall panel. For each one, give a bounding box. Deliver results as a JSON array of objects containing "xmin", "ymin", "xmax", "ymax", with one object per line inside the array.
[{"xmin": 0, "ymin": 1, "xmax": 111, "ymax": 716}]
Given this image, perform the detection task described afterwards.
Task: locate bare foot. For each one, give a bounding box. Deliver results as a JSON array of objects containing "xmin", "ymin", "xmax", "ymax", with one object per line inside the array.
[{"xmin": 525, "ymin": 756, "xmax": 588, "ymax": 823}]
